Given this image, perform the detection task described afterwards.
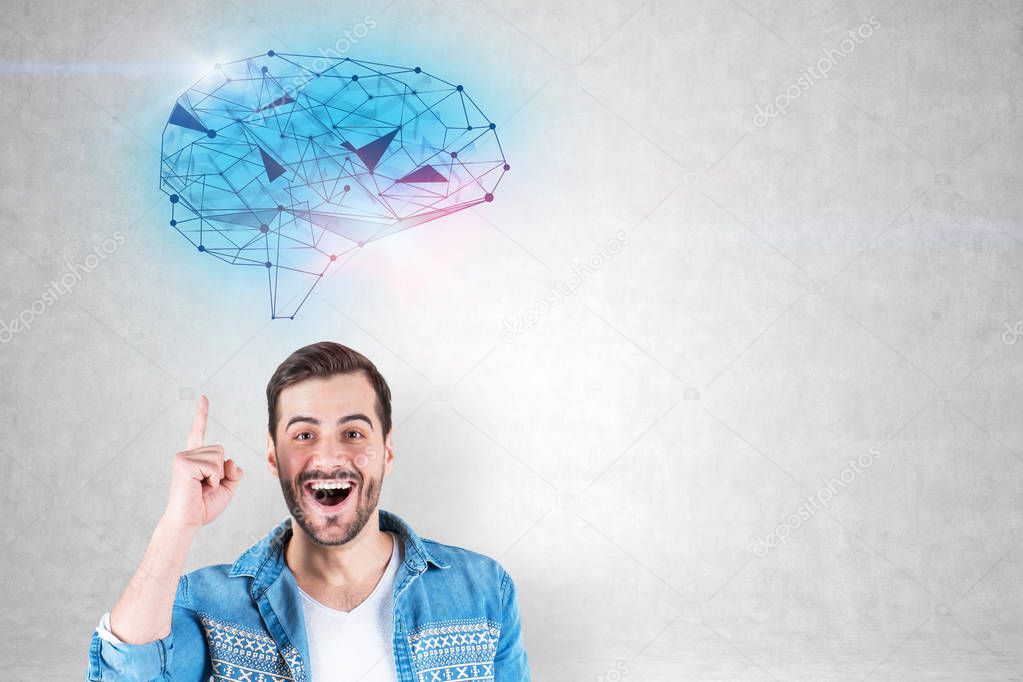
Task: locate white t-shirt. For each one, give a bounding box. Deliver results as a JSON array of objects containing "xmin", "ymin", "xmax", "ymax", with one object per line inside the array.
[{"xmin": 298, "ymin": 531, "xmax": 402, "ymax": 681}]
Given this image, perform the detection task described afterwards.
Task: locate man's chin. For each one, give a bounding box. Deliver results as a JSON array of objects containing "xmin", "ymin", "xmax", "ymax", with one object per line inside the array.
[
  {"xmin": 280, "ymin": 476, "xmax": 381, "ymax": 547},
  {"xmin": 294, "ymin": 500, "xmax": 373, "ymax": 546}
]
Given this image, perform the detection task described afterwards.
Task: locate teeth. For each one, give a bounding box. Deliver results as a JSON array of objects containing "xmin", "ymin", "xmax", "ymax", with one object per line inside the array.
[{"xmin": 309, "ymin": 481, "xmax": 353, "ymax": 491}]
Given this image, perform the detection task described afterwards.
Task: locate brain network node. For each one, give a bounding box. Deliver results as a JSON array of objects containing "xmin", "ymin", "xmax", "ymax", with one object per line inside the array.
[{"xmin": 160, "ymin": 51, "xmax": 509, "ymax": 319}]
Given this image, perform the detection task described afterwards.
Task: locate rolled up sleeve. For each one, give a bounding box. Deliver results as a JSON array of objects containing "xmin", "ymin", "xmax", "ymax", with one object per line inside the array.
[
  {"xmin": 85, "ymin": 575, "xmax": 207, "ymax": 681},
  {"xmin": 87, "ymin": 622, "xmax": 172, "ymax": 681}
]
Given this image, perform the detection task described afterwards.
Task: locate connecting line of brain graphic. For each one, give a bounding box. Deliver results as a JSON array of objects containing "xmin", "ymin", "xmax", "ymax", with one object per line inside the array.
[{"xmin": 160, "ymin": 51, "xmax": 509, "ymax": 319}]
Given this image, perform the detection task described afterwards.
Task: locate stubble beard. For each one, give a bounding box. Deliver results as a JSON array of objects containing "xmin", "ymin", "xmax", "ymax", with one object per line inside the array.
[{"xmin": 279, "ymin": 472, "xmax": 382, "ymax": 546}]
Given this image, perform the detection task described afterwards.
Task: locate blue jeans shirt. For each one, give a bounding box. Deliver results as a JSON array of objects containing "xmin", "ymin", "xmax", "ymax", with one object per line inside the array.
[{"xmin": 86, "ymin": 509, "xmax": 531, "ymax": 681}]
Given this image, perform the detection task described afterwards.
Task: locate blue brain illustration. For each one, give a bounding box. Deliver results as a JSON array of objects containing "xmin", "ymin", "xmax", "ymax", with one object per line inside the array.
[{"xmin": 160, "ymin": 51, "xmax": 509, "ymax": 318}]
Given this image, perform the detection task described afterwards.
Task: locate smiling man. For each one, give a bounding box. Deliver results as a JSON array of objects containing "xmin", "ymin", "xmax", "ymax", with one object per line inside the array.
[{"xmin": 86, "ymin": 341, "xmax": 531, "ymax": 681}]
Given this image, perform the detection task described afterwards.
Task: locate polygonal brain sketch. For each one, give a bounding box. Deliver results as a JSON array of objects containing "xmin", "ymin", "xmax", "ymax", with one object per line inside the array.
[{"xmin": 160, "ymin": 51, "xmax": 509, "ymax": 318}]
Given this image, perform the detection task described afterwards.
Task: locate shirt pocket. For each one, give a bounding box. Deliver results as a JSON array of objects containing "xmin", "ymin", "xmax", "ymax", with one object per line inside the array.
[{"xmin": 407, "ymin": 617, "xmax": 501, "ymax": 681}]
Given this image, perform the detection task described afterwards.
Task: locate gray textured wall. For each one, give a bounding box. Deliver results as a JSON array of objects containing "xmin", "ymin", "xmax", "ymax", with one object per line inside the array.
[{"xmin": 1, "ymin": 0, "xmax": 1022, "ymax": 680}]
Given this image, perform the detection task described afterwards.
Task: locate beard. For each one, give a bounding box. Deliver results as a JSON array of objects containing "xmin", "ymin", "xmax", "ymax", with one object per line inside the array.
[{"xmin": 278, "ymin": 466, "xmax": 382, "ymax": 546}]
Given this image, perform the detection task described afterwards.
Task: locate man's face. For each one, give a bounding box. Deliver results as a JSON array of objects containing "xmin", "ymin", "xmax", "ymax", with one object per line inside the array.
[{"xmin": 266, "ymin": 371, "xmax": 393, "ymax": 546}]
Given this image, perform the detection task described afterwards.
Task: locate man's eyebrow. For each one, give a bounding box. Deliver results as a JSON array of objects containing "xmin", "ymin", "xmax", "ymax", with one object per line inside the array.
[{"xmin": 284, "ymin": 414, "xmax": 375, "ymax": 431}]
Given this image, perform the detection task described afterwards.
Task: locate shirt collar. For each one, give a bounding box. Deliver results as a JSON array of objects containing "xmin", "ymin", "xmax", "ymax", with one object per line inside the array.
[{"xmin": 229, "ymin": 507, "xmax": 449, "ymax": 582}]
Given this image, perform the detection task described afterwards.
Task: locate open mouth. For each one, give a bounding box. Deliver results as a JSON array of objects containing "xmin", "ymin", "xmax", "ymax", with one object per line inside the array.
[{"xmin": 303, "ymin": 479, "xmax": 357, "ymax": 511}]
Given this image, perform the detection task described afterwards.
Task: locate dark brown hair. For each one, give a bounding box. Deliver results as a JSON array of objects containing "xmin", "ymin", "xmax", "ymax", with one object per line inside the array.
[{"xmin": 266, "ymin": 341, "xmax": 392, "ymax": 445}]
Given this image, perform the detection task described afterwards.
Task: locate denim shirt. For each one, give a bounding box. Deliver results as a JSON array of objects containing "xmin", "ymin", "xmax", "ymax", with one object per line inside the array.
[{"xmin": 86, "ymin": 509, "xmax": 531, "ymax": 681}]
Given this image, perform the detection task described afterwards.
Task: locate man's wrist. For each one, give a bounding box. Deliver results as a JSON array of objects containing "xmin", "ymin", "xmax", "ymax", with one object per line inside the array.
[{"xmin": 154, "ymin": 513, "xmax": 201, "ymax": 544}]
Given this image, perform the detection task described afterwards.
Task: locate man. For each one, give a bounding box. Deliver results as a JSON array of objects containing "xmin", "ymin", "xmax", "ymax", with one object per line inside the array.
[{"xmin": 86, "ymin": 341, "xmax": 531, "ymax": 681}]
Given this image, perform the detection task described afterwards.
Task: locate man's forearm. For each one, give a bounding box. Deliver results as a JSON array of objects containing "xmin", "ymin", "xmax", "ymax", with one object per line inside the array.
[{"xmin": 108, "ymin": 516, "xmax": 197, "ymax": 644}]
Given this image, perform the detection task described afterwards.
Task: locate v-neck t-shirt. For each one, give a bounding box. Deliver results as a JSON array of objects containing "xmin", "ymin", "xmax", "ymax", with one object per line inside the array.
[{"xmin": 297, "ymin": 532, "xmax": 403, "ymax": 681}]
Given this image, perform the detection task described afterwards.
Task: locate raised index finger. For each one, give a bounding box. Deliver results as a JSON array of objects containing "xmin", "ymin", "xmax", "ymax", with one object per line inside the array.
[{"xmin": 187, "ymin": 394, "xmax": 209, "ymax": 451}]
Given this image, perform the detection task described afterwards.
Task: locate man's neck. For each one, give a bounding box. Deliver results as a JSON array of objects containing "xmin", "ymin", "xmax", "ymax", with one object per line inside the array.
[{"xmin": 285, "ymin": 512, "xmax": 396, "ymax": 609}]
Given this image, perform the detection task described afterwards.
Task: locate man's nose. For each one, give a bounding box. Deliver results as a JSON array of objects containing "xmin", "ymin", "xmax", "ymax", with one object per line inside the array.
[{"xmin": 314, "ymin": 434, "xmax": 358, "ymax": 465}]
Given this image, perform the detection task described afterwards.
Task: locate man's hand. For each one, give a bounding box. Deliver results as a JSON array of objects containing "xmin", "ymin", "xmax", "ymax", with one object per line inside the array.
[
  {"xmin": 162, "ymin": 395, "xmax": 244, "ymax": 530},
  {"xmin": 108, "ymin": 394, "xmax": 245, "ymax": 644}
]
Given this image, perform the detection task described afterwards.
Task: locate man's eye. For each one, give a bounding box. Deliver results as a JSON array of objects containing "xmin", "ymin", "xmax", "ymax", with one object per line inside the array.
[
  {"xmin": 296, "ymin": 432, "xmax": 313, "ymax": 441},
  {"xmin": 346, "ymin": 430, "xmax": 363, "ymax": 439}
]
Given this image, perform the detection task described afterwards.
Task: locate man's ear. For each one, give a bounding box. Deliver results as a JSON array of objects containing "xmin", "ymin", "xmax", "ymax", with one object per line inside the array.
[
  {"xmin": 382, "ymin": 430, "xmax": 395, "ymax": 476},
  {"xmin": 266, "ymin": 431, "xmax": 279, "ymax": 478}
]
